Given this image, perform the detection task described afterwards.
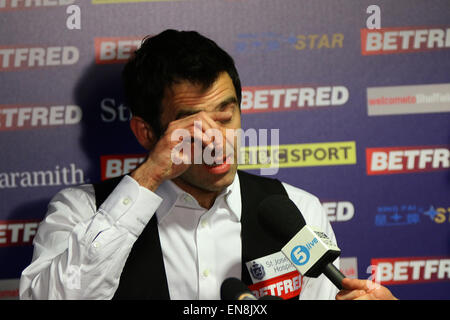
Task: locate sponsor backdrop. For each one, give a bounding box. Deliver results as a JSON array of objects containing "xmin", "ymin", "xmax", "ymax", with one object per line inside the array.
[{"xmin": 0, "ymin": 0, "xmax": 449, "ymax": 300}]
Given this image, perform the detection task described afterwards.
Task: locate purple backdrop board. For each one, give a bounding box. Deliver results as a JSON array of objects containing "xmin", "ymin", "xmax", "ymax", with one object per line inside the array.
[{"xmin": 0, "ymin": 0, "xmax": 449, "ymax": 300}]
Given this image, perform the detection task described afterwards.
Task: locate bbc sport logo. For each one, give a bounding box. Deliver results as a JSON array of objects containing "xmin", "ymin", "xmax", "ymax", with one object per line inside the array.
[{"xmin": 374, "ymin": 204, "xmax": 450, "ymax": 227}]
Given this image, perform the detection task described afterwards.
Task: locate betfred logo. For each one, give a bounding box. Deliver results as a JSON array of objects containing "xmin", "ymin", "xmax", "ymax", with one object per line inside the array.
[
  {"xmin": 0, "ymin": 104, "xmax": 82, "ymax": 131},
  {"xmin": 241, "ymin": 85, "xmax": 349, "ymax": 113},
  {"xmin": 249, "ymin": 271, "xmax": 302, "ymax": 300},
  {"xmin": 366, "ymin": 145, "xmax": 450, "ymax": 175},
  {"xmin": 0, "ymin": 220, "xmax": 40, "ymax": 247},
  {"xmin": 361, "ymin": 26, "xmax": 450, "ymax": 55},
  {"xmin": 101, "ymin": 154, "xmax": 145, "ymax": 180},
  {"xmin": 0, "ymin": 45, "xmax": 79, "ymax": 71},
  {"xmin": 95, "ymin": 37, "xmax": 143, "ymax": 64},
  {"xmin": 322, "ymin": 201, "xmax": 355, "ymax": 222},
  {"xmin": 371, "ymin": 257, "xmax": 450, "ymax": 285}
]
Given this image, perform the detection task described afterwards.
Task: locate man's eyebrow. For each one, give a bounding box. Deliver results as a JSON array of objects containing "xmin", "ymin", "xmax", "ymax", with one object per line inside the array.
[{"xmin": 174, "ymin": 96, "xmax": 238, "ymax": 120}]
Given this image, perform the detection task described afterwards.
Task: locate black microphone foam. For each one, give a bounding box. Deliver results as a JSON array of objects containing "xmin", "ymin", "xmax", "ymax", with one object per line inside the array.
[
  {"xmin": 220, "ymin": 277, "xmax": 254, "ymax": 300},
  {"xmin": 257, "ymin": 194, "xmax": 307, "ymax": 243}
]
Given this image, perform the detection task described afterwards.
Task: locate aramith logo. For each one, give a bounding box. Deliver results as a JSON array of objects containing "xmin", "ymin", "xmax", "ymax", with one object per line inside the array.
[{"xmin": 0, "ymin": 163, "xmax": 85, "ymax": 188}]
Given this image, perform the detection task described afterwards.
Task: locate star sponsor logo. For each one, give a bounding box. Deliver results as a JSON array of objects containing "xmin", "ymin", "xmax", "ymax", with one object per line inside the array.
[{"xmin": 234, "ymin": 32, "xmax": 344, "ymax": 54}]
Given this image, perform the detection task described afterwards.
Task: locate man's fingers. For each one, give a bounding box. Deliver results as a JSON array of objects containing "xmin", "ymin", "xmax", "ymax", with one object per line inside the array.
[
  {"xmin": 341, "ymin": 278, "xmax": 370, "ymax": 290},
  {"xmin": 336, "ymin": 289, "xmax": 366, "ymax": 300}
]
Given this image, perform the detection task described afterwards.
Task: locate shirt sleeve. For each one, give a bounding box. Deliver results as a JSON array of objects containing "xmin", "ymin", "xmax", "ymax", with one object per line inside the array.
[
  {"xmin": 19, "ymin": 175, "xmax": 162, "ymax": 300},
  {"xmin": 281, "ymin": 182, "xmax": 340, "ymax": 300}
]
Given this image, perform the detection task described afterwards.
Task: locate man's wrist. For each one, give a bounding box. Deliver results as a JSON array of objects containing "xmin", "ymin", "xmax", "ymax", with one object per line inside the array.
[{"xmin": 130, "ymin": 162, "xmax": 166, "ymax": 192}]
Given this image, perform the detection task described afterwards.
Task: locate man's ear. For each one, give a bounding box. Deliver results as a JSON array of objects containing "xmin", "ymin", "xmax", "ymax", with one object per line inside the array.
[{"xmin": 130, "ymin": 116, "xmax": 156, "ymax": 150}]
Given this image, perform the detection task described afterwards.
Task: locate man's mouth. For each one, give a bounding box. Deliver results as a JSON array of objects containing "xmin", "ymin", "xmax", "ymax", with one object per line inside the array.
[{"xmin": 203, "ymin": 155, "xmax": 232, "ymax": 174}]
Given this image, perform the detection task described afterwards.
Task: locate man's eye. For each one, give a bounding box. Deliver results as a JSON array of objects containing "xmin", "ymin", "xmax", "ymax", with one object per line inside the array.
[{"xmin": 218, "ymin": 117, "xmax": 232, "ymax": 124}]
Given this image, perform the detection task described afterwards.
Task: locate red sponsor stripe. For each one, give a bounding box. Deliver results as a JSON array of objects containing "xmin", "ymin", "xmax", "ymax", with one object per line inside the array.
[
  {"xmin": 248, "ymin": 270, "xmax": 302, "ymax": 300},
  {"xmin": 0, "ymin": 289, "xmax": 19, "ymax": 299}
]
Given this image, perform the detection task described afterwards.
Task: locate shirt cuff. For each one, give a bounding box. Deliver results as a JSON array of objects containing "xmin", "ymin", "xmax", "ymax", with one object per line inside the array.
[{"xmin": 98, "ymin": 175, "xmax": 163, "ymax": 236}]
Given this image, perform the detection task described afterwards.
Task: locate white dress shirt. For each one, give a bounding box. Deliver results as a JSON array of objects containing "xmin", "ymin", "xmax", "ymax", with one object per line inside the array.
[{"xmin": 19, "ymin": 173, "xmax": 339, "ymax": 300}]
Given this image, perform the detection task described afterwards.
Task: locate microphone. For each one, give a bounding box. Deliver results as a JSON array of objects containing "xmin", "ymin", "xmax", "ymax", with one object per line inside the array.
[
  {"xmin": 221, "ymin": 277, "xmax": 257, "ymax": 300},
  {"xmin": 258, "ymin": 195, "xmax": 345, "ymax": 290},
  {"xmin": 220, "ymin": 277, "xmax": 283, "ymax": 300}
]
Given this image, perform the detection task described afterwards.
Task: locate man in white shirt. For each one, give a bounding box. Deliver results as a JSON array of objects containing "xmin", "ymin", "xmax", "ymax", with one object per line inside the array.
[{"xmin": 19, "ymin": 30, "xmax": 396, "ymax": 300}]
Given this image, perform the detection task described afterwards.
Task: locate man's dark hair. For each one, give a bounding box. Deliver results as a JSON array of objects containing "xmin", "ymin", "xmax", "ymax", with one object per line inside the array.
[{"xmin": 122, "ymin": 29, "xmax": 242, "ymax": 139}]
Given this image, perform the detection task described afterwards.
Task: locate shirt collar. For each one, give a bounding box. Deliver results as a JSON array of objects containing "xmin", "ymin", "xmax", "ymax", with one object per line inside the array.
[{"xmin": 154, "ymin": 173, "xmax": 241, "ymax": 224}]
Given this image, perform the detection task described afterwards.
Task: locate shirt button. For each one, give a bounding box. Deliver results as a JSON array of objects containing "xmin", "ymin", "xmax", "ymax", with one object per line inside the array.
[
  {"xmin": 122, "ymin": 197, "xmax": 131, "ymax": 205},
  {"xmin": 92, "ymin": 241, "xmax": 100, "ymax": 248},
  {"xmin": 183, "ymin": 195, "xmax": 194, "ymax": 205},
  {"xmin": 202, "ymin": 269, "xmax": 210, "ymax": 277},
  {"xmin": 200, "ymin": 219, "xmax": 209, "ymax": 228}
]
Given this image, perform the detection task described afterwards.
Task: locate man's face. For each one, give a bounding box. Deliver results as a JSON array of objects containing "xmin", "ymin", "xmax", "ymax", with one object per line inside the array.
[{"xmin": 159, "ymin": 72, "xmax": 241, "ymax": 193}]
